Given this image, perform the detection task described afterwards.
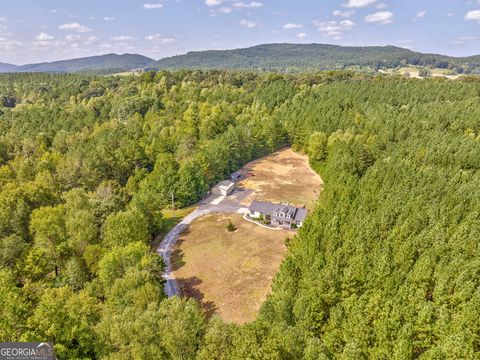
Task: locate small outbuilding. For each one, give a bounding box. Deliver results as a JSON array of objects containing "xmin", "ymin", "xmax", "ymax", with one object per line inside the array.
[
  {"xmin": 231, "ymin": 171, "xmax": 243, "ymax": 182},
  {"xmin": 212, "ymin": 180, "xmax": 235, "ymax": 196}
]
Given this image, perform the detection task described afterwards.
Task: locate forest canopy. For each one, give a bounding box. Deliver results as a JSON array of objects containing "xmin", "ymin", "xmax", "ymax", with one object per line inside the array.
[{"xmin": 0, "ymin": 70, "xmax": 479, "ymax": 359}]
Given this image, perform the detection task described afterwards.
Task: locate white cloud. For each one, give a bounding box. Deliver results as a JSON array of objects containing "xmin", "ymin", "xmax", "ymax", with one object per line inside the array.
[
  {"xmin": 365, "ymin": 11, "xmax": 394, "ymax": 24},
  {"xmin": 212, "ymin": 7, "xmax": 233, "ymax": 14},
  {"xmin": 283, "ymin": 23, "xmax": 302, "ymax": 29},
  {"xmin": 145, "ymin": 34, "xmax": 176, "ymax": 43},
  {"xmin": 232, "ymin": 1, "xmax": 263, "ymax": 8},
  {"xmin": 111, "ymin": 35, "xmax": 134, "ymax": 41},
  {"xmin": 312, "ymin": 19, "xmax": 355, "ymax": 39},
  {"xmin": 143, "ymin": 3, "xmax": 163, "ymax": 9},
  {"xmin": 297, "ymin": 32, "xmax": 307, "ymax": 39},
  {"xmin": 59, "ymin": 22, "xmax": 92, "ymax": 33},
  {"xmin": 340, "ymin": 19, "xmax": 355, "ymax": 27},
  {"xmin": 36, "ymin": 32, "xmax": 54, "ymax": 41},
  {"xmin": 344, "ymin": 0, "xmax": 377, "ymax": 8},
  {"xmin": 446, "ymin": 12, "xmax": 455, "ymax": 17},
  {"xmin": 84, "ymin": 36, "xmax": 98, "ymax": 44},
  {"xmin": 465, "ymin": 10, "xmax": 480, "ymax": 21},
  {"xmin": 240, "ymin": 19, "xmax": 258, "ymax": 28},
  {"xmin": 416, "ymin": 11, "xmax": 427, "ymax": 18},
  {"xmin": 104, "ymin": 16, "xmax": 115, "ymax": 21},
  {"xmin": 205, "ymin": 0, "xmax": 223, "ymax": 5},
  {"xmin": 0, "ymin": 39, "xmax": 23, "ymax": 50},
  {"xmin": 65, "ymin": 34, "xmax": 81, "ymax": 42},
  {"xmin": 333, "ymin": 10, "xmax": 355, "ymax": 17},
  {"xmin": 376, "ymin": 2, "xmax": 387, "ymax": 9}
]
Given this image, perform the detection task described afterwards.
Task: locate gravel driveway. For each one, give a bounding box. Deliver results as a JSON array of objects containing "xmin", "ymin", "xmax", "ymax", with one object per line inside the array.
[{"xmin": 156, "ymin": 190, "xmax": 250, "ymax": 297}]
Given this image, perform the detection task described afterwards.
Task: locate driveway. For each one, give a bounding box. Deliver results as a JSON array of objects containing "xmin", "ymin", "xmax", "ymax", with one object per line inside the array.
[{"xmin": 156, "ymin": 189, "xmax": 251, "ymax": 297}]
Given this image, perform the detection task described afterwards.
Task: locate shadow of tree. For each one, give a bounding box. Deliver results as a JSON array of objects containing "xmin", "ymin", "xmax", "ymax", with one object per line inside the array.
[
  {"xmin": 178, "ymin": 276, "xmax": 219, "ymax": 319},
  {"xmin": 170, "ymin": 226, "xmax": 192, "ymax": 271},
  {"xmin": 170, "ymin": 238, "xmax": 186, "ymax": 271}
]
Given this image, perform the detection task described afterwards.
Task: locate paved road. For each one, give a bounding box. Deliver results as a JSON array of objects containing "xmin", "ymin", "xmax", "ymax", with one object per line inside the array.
[{"xmin": 156, "ymin": 190, "xmax": 250, "ymax": 297}]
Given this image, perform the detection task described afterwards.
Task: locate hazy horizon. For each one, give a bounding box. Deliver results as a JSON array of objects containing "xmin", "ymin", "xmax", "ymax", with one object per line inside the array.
[{"xmin": 1, "ymin": 0, "xmax": 480, "ymax": 65}]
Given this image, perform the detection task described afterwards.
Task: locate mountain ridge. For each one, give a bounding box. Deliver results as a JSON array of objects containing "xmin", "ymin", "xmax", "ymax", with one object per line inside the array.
[
  {"xmin": 1, "ymin": 43, "xmax": 480, "ymax": 74},
  {"xmin": 151, "ymin": 43, "xmax": 480, "ymax": 73},
  {"xmin": 0, "ymin": 53, "xmax": 154, "ymax": 74}
]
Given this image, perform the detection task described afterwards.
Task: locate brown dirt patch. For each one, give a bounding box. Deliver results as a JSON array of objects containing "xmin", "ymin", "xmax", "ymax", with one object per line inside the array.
[{"xmin": 236, "ymin": 147, "xmax": 323, "ymax": 209}]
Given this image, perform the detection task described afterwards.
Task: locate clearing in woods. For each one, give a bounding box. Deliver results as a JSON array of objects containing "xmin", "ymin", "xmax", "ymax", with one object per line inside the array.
[
  {"xmin": 171, "ymin": 214, "xmax": 288, "ymax": 324},
  {"xmin": 171, "ymin": 147, "xmax": 323, "ymax": 323},
  {"xmin": 237, "ymin": 147, "xmax": 323, "ymax": 209}
]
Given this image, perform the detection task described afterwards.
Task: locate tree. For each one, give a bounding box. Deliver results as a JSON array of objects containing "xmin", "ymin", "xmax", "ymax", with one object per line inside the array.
[
  {"xmin": 308, "ymin": 132, "xmax": 328, "ymax": 164},
  {"xmin": 176, "ymin": 159, "xmax": 208, "ymax": 206},
  {"xmin": 226, "ymin": 220, "xmax": 237, "ymax": 232},
  {"xmin": 29, "ymin": 205, "xmax": 68, "ymax": 277},
  {"xmin": 24, "ymin": 286, "xmax": 100, "ymax": 359},
  {"xmin": 102, "ymin": 209, "xmax": 150, "ymax": 247},
  {"xmin": 0, "ymin": 270, "xmax": 29, "ymax": 341},
  {"xmin": 158, "ymin": 297, "xmax": 206, "ymax": 360},
  {"xmin": 0, "ymin": 234, "xmax": 27, "ymax": 269},
  {"xmin": 418, "ymin": 68, "xmax": 432, "ymax": 78},
  {"xmin": 197, "ymin": 316, "xmax": 234, "ymax": 360}
]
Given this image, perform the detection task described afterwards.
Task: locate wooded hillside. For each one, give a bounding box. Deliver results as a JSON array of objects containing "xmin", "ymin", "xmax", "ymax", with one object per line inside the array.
[{"xmin": 152, "ymin": 43, "xmax": 480, "ymax": 73}]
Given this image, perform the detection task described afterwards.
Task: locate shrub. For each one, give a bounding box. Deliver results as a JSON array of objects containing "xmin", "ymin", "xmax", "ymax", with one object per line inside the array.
[{"xmin": 226, "ymin": 220, "xmax": 237, "ymax": 232}]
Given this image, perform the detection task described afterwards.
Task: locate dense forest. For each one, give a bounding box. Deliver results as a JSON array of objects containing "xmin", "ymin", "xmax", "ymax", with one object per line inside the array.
[{"xmin": 0, "ymin": 70, "xmax": 479, "ymax": 359}]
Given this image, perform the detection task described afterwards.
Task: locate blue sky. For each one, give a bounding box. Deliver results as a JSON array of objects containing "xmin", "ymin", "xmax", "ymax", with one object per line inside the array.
[{"xmin": 1, "ymin": 0, "xmax": 480, "ymax": 64}]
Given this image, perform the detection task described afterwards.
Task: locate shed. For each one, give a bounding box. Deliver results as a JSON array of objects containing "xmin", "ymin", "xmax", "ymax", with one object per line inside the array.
[{"xmin": 212, "ymin": 180, "xmax": 235, "ymax": 196}]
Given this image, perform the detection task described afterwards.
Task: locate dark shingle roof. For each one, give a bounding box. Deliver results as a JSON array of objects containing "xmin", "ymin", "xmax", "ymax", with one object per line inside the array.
[
  {"xmin": 249, "ymin": 201, "xmax": 308, "ymax": 223},
  {"xmin": 250, "ymin": 201, "xmax": 278, "ymax": 214}
]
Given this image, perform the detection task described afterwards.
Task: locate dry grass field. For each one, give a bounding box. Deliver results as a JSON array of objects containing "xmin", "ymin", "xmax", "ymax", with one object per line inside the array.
[
  {"xmin": 237, "ymin": 147, "xmax": 323, "ymax": 209},
  {"xmin": 171, "ymin": 147, "xmax": 322, "ymax": 323},
  {"xmin": 171, "ymin": 214, "xmax": 289, "ymax": 324},
  {"xmin": 379, "ymin": 67, "xmax": 461, "ymax": 79}
]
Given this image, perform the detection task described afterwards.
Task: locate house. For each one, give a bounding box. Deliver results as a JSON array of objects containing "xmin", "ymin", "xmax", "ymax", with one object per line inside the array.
[
  {"xmin": 248, "ymin": 200, "xmax": 308, "ymax": 228},
  {"xmin": 212, "ymin": 180, "xmax": 235, "ymax": 196}
]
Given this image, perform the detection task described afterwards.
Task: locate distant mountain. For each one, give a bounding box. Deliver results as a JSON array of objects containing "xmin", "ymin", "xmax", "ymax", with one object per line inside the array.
[
  {"xmin": 0, "ymin": 62, "xmax": 19, "ymax": 73},
  {"xmin": 152, "ymin": 43, "xmax": 480, "ymax": 73},
  {"xmin": 2, "ymin": 54, "xmax": 155, "ymax": 74},
  {"xmin": 2, "ymin": 44, "xmax": 480, "ymax": 74}
]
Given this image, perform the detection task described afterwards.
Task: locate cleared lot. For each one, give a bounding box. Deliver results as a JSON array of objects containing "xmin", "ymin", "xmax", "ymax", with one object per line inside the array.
[
  {"xmin": 170, "ymin": 147, "xmax": 323, "ymax": 322},
  {"xmin": 171, "ymin": 214, "xmax": 289, "ymax": 324},
  {"xmin": 237, "ymin": 147, "xmax": 323, "ymax": 209}
]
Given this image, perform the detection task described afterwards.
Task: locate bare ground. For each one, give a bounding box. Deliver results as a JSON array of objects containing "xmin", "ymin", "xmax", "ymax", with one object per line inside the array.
[{"xmin": 237, "ymin": 147, "xmax": 323, "ymax": 209}]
